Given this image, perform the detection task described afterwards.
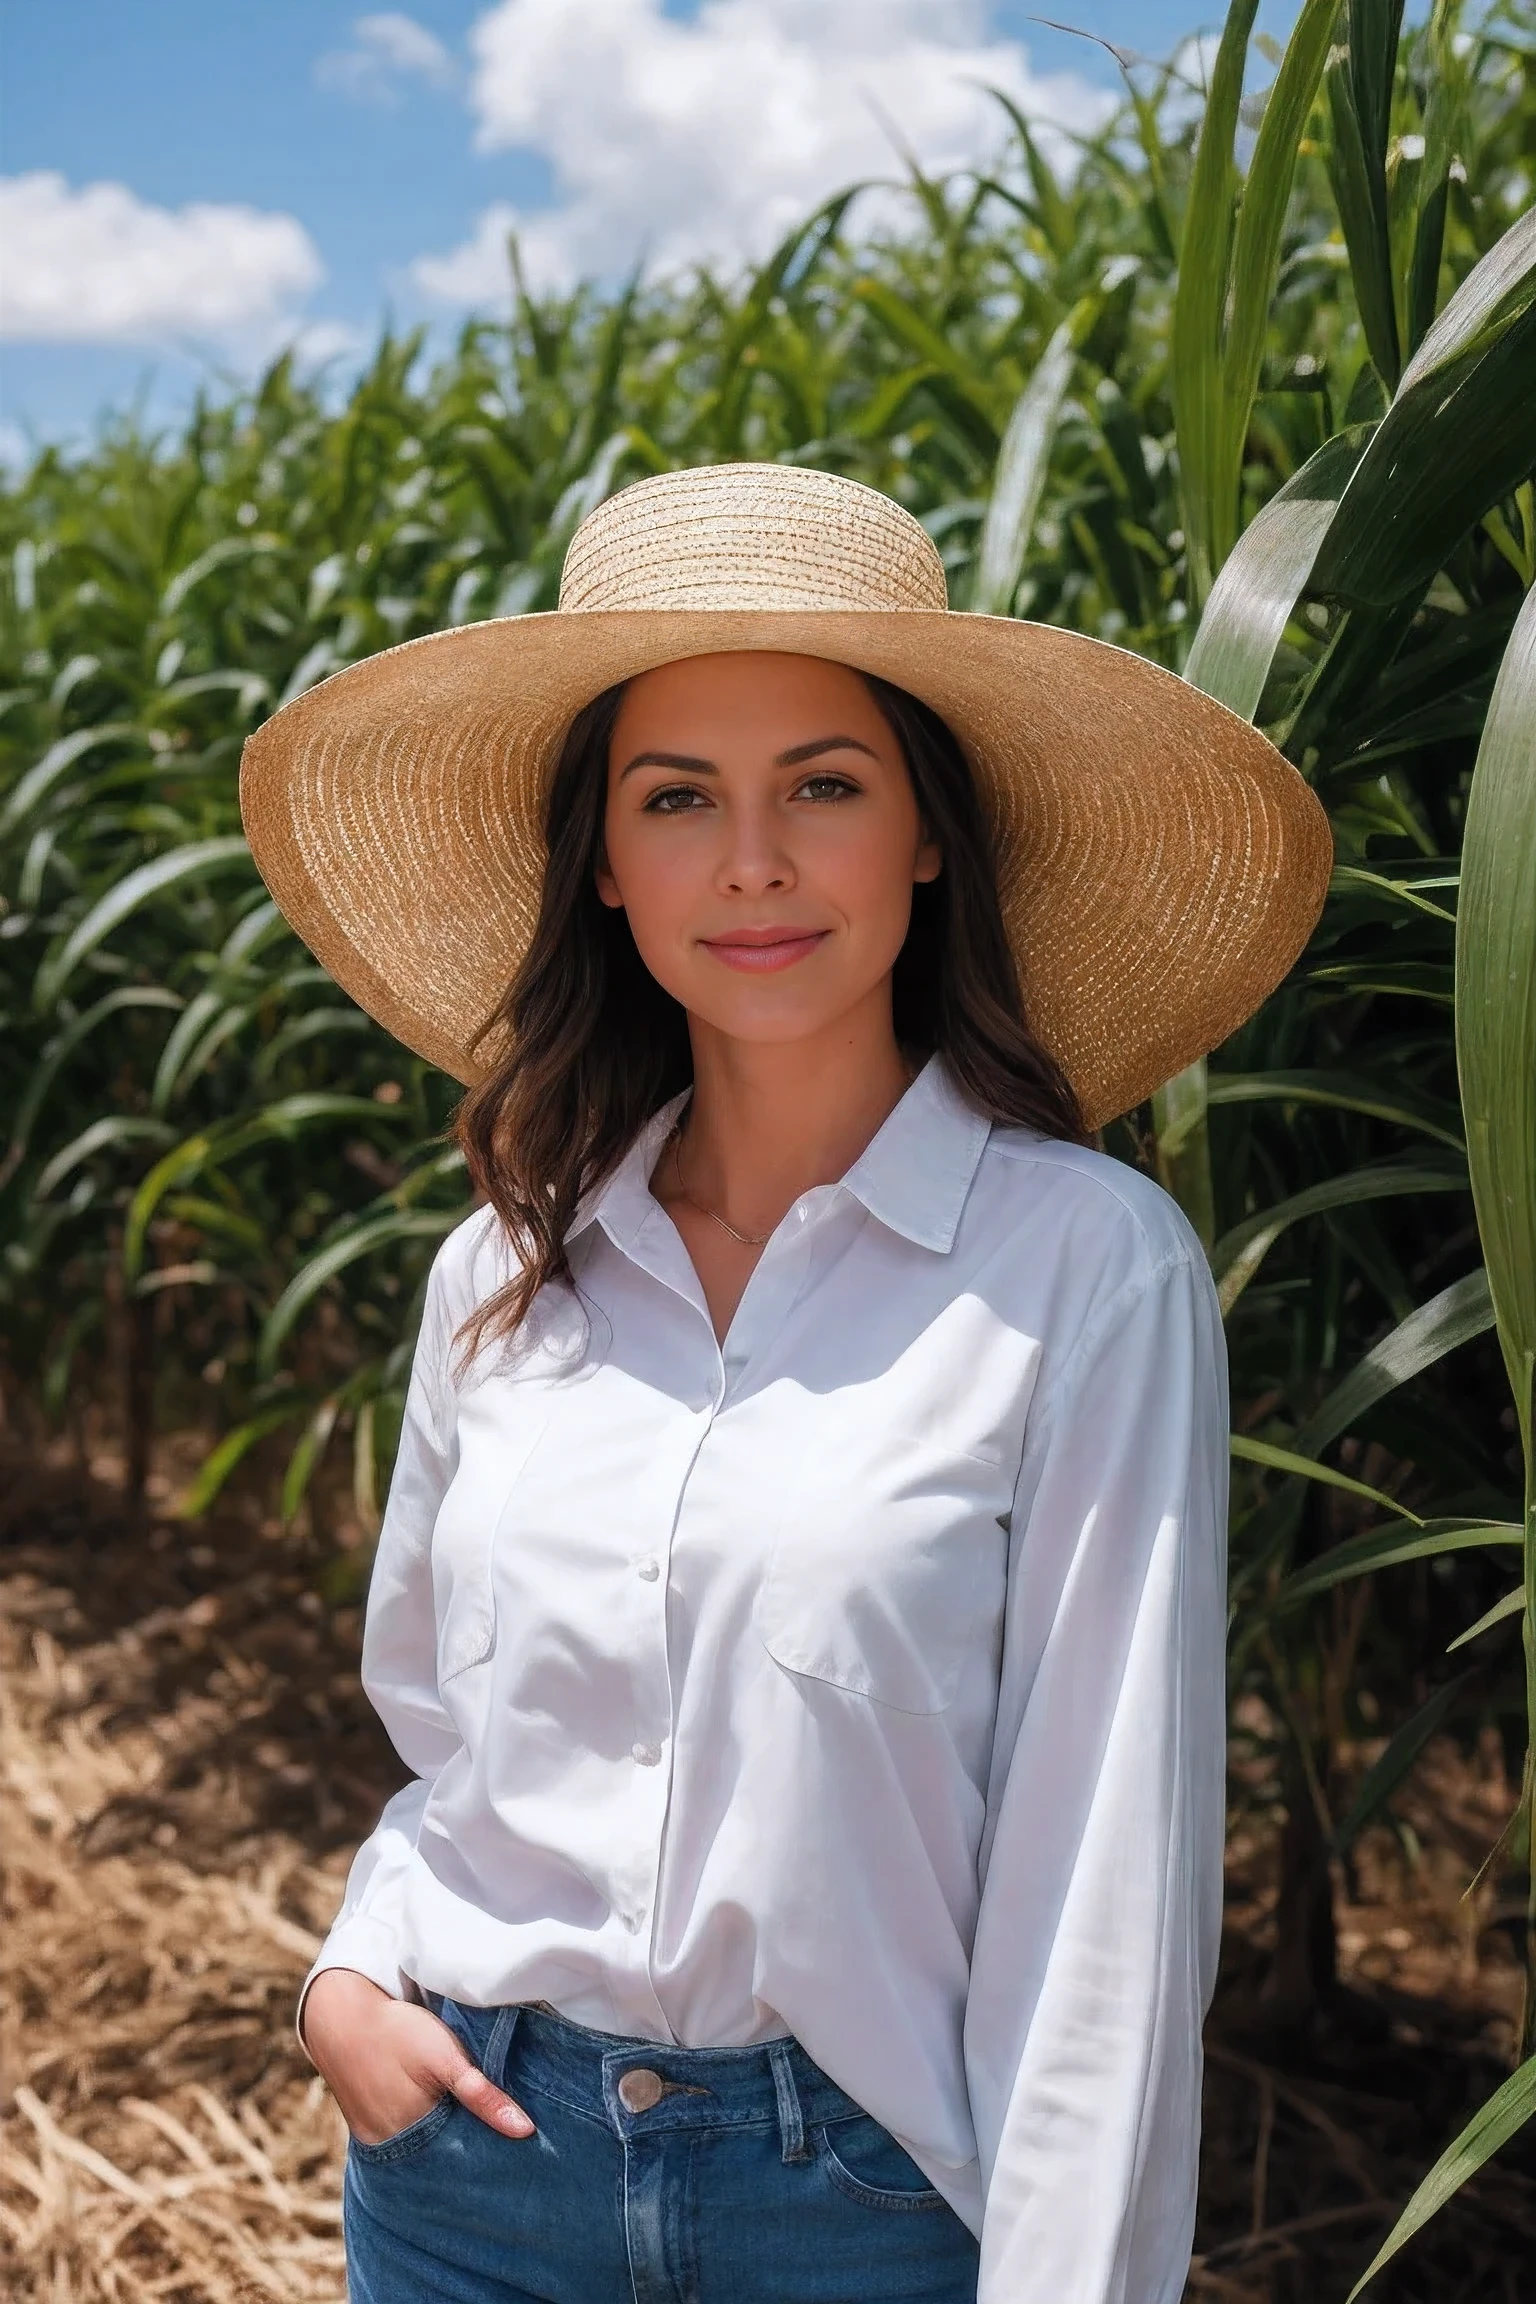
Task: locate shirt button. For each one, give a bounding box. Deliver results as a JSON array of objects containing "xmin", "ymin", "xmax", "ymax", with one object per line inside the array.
[
  {"xmin": 632, "ymin": 1741, "xmax": 662, "ymax": 1767},
  {"xmin": 637, "ymin": 1557, "xmax": 660, "ymax": 1581}
]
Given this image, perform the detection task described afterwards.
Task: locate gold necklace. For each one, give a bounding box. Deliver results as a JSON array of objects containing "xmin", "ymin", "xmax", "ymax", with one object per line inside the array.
[
  {"xmin": 665, "ymin": 1062, "xmax": 920, "ymax": 1249},
  {"xmin": 668, "ymin": 1127, "xmax": 774, "ymax": 1247}
]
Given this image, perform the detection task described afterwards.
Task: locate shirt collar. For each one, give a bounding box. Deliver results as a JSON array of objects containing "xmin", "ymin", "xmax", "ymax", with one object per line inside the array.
[
  {"xmin": 839, "ymin": 1054, "xmax": 993, "ymax": 1253},
  {"xmin": 567, "ymin": 1054, "xmax": 992, "ymax": 1259},
  {"xmin": 567, "ymin": 1091, "xmax": 691, "ymax": 1254}
]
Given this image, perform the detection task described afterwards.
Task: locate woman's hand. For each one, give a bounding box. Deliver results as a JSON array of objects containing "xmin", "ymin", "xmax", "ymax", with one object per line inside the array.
[{"xmin": 302, "ymin": 1968, "xmax": 536, "ymax": 2145}]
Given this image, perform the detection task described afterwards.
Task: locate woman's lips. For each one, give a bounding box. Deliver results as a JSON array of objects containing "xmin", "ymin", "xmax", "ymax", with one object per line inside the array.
[{"xmin": 698, "ymin": 928, "xmax": 830, "ymax": 973}]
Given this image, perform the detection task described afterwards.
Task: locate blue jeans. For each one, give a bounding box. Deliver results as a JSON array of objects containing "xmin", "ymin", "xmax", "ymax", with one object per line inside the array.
[{"xmin": 344, "ymin": 1995, "xmax": 980, "ymax": 2303}]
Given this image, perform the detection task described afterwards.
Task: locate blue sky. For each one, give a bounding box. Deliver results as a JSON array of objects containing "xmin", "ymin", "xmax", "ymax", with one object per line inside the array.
[{"xmin": 0, "ymin": 2, "xmax": 1301, "ymax": 451}]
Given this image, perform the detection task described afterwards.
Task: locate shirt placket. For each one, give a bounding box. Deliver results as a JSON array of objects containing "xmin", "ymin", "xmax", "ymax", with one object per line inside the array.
[
  {"xmin": 716, "ymin": 1196, "xmax": 826, "ymax": 1403},
  {"xmin": 604, "ymin": 1195, "xmax": 827, "ymax": 2038},
  {"xmin": 607, "ymin": 1394, "xmax": 710, "ymax": 2039}
]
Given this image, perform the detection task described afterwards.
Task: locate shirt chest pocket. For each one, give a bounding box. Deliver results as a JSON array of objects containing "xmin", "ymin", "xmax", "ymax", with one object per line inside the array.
[
  {"xmin": 751, "ymin": 1447, "xmax": 1011, "ymax": 1715},
  {"xmin": 431, "ymin": 1410, "xmax": 549, "ymax": 1686}
]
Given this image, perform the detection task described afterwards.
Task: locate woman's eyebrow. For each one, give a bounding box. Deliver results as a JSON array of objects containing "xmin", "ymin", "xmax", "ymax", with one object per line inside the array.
[
  {"xmin": 618, "ymin": 749, "xmax": 718, "ymax": 780},
  {"xmin": 777, "ymin": 734, "xmax": 880, "ymax": 766}
]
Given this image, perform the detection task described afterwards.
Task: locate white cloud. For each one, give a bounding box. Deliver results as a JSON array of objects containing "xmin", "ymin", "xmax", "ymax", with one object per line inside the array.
[
  {"xmin": 284, "ymin": 317, "xmax": 371, "ymax": 367},
  {"xmin": 411, "ymin": 0, "xmax": 1109, "ymax": 301},
  {"xmin": 316, "ymin": 12, "xmax": 458, "ymax": 103},
  {"xmin": 0, "ymin": 173, "xmax": 324, "ymax": 346}
]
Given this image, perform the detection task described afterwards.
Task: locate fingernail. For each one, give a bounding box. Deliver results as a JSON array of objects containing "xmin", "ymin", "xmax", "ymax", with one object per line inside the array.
[{"xmin": 500, "ymin": 2108, "xmax": 534, "ymax": 2137}]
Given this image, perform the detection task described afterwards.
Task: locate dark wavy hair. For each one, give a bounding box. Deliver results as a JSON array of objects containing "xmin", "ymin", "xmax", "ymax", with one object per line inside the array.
[{"xmin": 455, "ymin": 670, "xmax": 1086, "ymax": 1353}]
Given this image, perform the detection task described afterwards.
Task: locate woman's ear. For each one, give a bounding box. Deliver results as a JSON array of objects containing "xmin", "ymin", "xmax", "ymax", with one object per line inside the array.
[
  {"xmin": 914, "ymin": 827, "xmax": 943, "ymax": 886},
  {"xmin": 594, "ymin": 843, "xmax": 625, "ymax": 910}
]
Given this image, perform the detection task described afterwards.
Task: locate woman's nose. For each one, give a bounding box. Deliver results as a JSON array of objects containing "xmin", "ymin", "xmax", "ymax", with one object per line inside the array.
[{"xmin": 716, "ymin": 806, "xmax": 795, "ymax": 897}]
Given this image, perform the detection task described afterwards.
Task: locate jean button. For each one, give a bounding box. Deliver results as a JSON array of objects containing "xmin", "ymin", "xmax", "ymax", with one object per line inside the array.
[
  {"xmin": 638, "ymin": 1557, "xmax": 660, "ymax": 1581},
  {"xmin": 618, "ymin": 2067, "xmax": 664, "ymax": 2113}
]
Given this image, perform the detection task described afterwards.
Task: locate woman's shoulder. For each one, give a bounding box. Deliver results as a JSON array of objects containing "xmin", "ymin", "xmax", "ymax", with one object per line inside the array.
[
  {"xmin": 421, "ymin": 1204, "xmax": 586, "ymax": 1383},
  {"xmin": 424, "ymin": 1202, "xmax": 521, "ymax": 1329},
  {"xmin": 976, "ymin": 1124, "xmax": 1211, "ymax": 1289}
]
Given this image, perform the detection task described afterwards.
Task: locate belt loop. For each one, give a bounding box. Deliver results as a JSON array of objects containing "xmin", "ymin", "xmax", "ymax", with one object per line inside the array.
[
  {"xmin": 768, "ymin": 2040, "xmax": 809, "ymax": 2163},
  {"xmin": 483, "ymin": 2001, "xmax": 522, "ymax": 2093}
]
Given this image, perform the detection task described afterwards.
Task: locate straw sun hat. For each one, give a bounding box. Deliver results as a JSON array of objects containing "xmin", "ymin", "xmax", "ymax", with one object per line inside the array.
[{"xmin": 239, "ymin": 462, "xmax": 1332, "ymax": 1130}]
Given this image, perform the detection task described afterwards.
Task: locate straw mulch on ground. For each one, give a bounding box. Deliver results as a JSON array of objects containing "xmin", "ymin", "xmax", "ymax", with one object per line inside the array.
[{"xmin": 2, "ymin": 1448, "xmax": 1533, "ymax": 2304}]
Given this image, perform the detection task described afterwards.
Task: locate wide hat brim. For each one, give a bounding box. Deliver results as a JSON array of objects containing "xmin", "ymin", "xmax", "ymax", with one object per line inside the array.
[{"xmin": 239, "ymin": 608, "xmax": 1332, "ymax": 1131}]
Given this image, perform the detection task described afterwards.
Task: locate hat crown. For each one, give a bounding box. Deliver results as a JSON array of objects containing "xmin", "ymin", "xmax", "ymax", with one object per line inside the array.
[{"xmin": 558, "ymin": 462, "xmax": 949, "ymax": 615}]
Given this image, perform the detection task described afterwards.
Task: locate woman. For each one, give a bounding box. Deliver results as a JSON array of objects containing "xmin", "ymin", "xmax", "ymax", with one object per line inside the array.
[{"xmin": 240, "ymin": 462, "xmax": 1331, "ymax": 2304}]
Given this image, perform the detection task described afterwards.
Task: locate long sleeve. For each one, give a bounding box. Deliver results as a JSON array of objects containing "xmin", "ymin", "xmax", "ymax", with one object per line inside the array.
[
  {"xmin": 966, "ymin": 1242, "xmax": 1229, "ymax": 2304},
  {"xmin": 294, "ymin": 1240, "xmax": 465, "ymax": 2054}
]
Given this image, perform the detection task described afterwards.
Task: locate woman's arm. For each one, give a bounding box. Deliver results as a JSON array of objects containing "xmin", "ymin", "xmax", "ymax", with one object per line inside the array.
[
  {"xmin": 966, "ymin": 1238, "xmax": 1229, "ymax": 2304},
  {"xmin": 295, "ymin": 1232, "xmax": 466, "ymax": 2055},
  {"xmin": 297, "ymin": 1222, "xmax": 536, "ymax": 2143}
]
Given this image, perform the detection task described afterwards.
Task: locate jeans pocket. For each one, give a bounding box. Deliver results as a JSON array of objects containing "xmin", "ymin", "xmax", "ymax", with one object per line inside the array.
[
  {"xmin": 814, "ymin": 2113, "xmax": 947, "ymax": 2211},
  {"xmin": 347, "ymin": 2092, "xmax": 456, "ymax": 2165}
]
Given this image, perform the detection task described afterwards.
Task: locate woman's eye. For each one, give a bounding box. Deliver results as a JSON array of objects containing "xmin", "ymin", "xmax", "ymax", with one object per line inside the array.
[
  {"xmin": 795, "ymin": 774, "xmax": 858, "ymax": 802},
  {"xmin": 643, "ymin": 784, "xmax": 710, "ymax": 814}
]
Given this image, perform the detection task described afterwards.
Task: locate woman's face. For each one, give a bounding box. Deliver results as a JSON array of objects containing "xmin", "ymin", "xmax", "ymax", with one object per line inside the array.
[{"xmin": 597, "ymin": 652, "xmax": 941, "ymax": 1047}]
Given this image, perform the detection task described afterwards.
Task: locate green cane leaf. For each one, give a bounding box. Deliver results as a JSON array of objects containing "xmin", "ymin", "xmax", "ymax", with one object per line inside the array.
[
  {"xmin": 33, "ymin": 1115, "xmax": 176, "ymax": 1201},
  {"xmin": 1455, "ymin": 576, "xmax": 1536, "ymax": 1465},
  {"xmin": 34, "ymin": 836, "xmax": 255, "ymax": 1012},
  {"xmin": 972, "ymin": 317, "xmax": 1077, "ymax": 615},
  {"xmin": 1333, "ymin": 1669, "xmax": 1473, "ymax": 1856},
  {"xmin": 1346, "ymin": 2056, "xmax": 1536, "ymax": 2299},
  {"xmin": 1324, "ymin": 0, "xmax": 1406, "ymax": 389},
  {"xmin": 1314, "ymin": 207, "xmax": 1536, "ymax": 606},
  {"xmin": 1280, "ymin": 1519, "xmax": 1522, "ymax": 1604},
  {"xmin": 3, "ymin": 987, "xmax": 183, "ymax": 1179},
  {"xmin": 1447, "ymin": 1584, "xmax": 1526, "ymax": 1652},
  {"xmin": 1219, "ymin": 0, "xmax": 1344, "ymax": 515},
  {"xmin": 0, "ymin": 723, "xmax": 143, "ymax": 834},
  {"xmin": 1294, "ymin": 1267, "xmax": 1495, "ymax": 1459},
  {"xmin": 1205, "ymin": 1069, "xmax": 1466, "ymax": 1149},
  {"xmin": 257, "ymin": 1208, "xmax": 461, "ymax": 1375},
  {"xmin": 1171, "ymin": 0, "xmax": 1260, "ymax": 603},
  {"xmin": 178, "ymin": 1405, "xmax": 304, "ymax": 1519},
  {"xmin": 1231, "ymin": 1433, "xmax": 1423, "ymax": 1522},
  {"xmin": 123, "ymin": 1093, "xmax": 410, "ymax": 1276},
  {"xmin": 1184, "ymin": 427, "xmax": 1374, "ymax": 721},
  {"xmin": 1212, "ymin": 1156, "xmax": 1467, "ymax": 1306}
]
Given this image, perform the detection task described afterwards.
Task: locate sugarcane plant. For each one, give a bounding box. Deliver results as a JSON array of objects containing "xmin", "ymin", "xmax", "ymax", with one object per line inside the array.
[{"xmin": 1164, "ymin": 0, "xmax": 1536, "ymax": 2282}]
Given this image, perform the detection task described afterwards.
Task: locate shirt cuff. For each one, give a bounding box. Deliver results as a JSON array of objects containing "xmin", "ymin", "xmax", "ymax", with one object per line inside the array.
[{"xmin": 294, "ymin": 1915, "xmax": 415, "ymax": 2062}]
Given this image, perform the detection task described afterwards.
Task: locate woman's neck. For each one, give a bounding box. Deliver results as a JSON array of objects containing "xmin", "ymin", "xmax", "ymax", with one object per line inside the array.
[{"xmin": 675, "ymin": 989, "xmax": 916, "ymax": 1242}]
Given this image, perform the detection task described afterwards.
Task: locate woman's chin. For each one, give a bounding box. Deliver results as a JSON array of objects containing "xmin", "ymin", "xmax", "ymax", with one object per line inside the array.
[{"xmin": 678, "ymin": 990, "xmax": 870, "ymax": 1051}]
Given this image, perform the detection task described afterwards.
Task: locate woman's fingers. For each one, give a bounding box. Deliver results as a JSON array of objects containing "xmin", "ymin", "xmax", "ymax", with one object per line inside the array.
[
  {"xmin": 304, "ymin": 1977, "xmax": 536, "ymax": 2145},
  {"xmin": 430, "ymin": 2035, "xmax": 536, "ymax": 2138}
]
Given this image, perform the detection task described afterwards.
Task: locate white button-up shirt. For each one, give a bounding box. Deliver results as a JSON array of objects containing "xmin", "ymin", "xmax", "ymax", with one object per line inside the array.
[{"xmin": 303, "ymin": 1056, "xmax": 1229, "ymax": 2303}]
